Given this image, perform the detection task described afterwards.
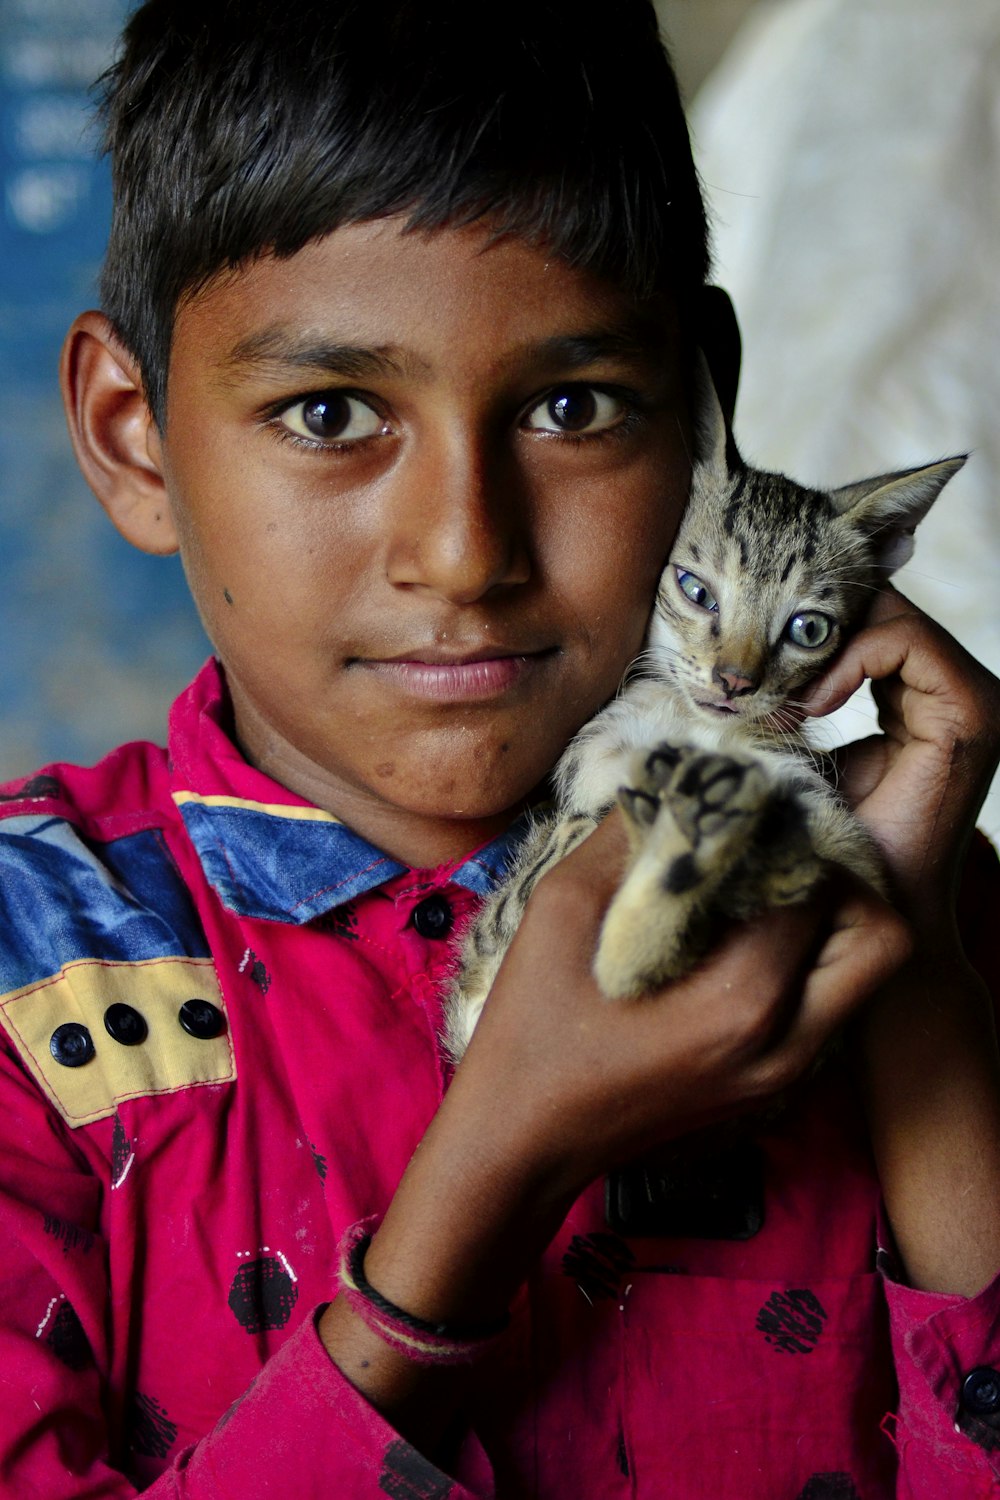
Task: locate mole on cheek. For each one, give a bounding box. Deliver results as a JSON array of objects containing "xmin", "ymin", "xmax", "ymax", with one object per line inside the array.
[
  {"xmin": 375, "ymin": 763, "xmax": 395, "ymax": 780},
  {"xmin": 223, "ymin": 588, "xmax": 234, "ymax": 606}
]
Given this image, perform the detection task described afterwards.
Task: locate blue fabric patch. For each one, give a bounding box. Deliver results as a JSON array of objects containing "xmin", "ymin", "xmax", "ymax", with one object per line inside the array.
[
  {"xmin": 176, "ymin": 801, "xmax": 532, "ymax": 921},
  {"xmin": 176, "ymin": 802, "xmax": 408, "ymax": 922},
  {"xmin": 450, "ymin": 820, "xmax": 530, "ymax": 896},
  {"xmin": 0, "ymin": 817, "xmax": 210, "ymax": 993}
]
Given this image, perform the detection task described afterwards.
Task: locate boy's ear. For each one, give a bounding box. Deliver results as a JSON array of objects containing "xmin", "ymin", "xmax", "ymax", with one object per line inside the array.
[{"xmin": 60, "ymin": 311, "xmax": 179, "ymax": 556}]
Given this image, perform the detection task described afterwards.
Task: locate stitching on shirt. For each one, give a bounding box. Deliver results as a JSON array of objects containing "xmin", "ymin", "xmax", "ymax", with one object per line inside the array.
[
  {"xmin": 286, "ymin": 855, "xmax": 397, "ymax": 915},
  {"xmin": 332, "ymin": 929, "xmax": 402, "ymax": 963},
  {"xmin": 4, "ymin": 1028, "xmax": 236, "ymax": 1122},
  {"xmin": 203, "ymin": 832, "xmax": 250, "ymax": 911},
  {"xmin": 395, "ymin": 879, "xmax": 438, "ymax": 900},
  {"xmin": 1, "ymin": 954, "xmax": 213, "ymax": 1003}
]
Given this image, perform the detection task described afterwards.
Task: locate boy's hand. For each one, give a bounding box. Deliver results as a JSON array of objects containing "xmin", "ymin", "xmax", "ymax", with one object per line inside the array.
[
  {"xmin": 800, "ymin": 586, "xmax": 1000, "ymax": 915},
  {"xmin": 455, "ymin": 818, "xmax": 906, "ymax": 1191},
  {"xmin": 801, "ymin": 587, "xmax": 1000, "ymax": 1297}
]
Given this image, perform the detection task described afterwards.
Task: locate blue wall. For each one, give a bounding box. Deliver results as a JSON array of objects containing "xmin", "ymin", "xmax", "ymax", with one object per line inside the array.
[{"xmin": 0, "ymin": 0, "xmax": 207, "ymax": 780}]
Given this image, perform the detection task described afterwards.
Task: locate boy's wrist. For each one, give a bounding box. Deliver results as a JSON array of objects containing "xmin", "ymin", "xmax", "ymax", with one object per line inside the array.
[{"xmin": 362, "ymin": 1107, "xmax": 577, "ymax": 1330}]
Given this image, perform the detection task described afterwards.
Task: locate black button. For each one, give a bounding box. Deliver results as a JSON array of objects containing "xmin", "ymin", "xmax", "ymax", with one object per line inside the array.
[
  {"xmin": 50, "ymin": 1023, "xmax": 95, "ymax": 1069},
  {"xmin": 411, "ymin": 893, "xmax": 453, "ymax": 940},
  {"xmin": 178, "ymin": 999, "xmax": 225, "ymax": 1040},
  {"xmin": 961, "ymin": 1367, "xmax": 1000, "ymax": 1416},
  {"xmin": 104, "ymin": 1003, "xmax": 148, "ymax": 1046}
]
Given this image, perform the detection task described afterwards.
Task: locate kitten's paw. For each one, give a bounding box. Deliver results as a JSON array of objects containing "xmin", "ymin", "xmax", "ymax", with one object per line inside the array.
[
  {"xmin": 598, "ymin": 746, "xmax": 773, "ymax": 997},
  {"xmin": 621, "ymin": 743, "xmax": 772, "ymax": 867}
]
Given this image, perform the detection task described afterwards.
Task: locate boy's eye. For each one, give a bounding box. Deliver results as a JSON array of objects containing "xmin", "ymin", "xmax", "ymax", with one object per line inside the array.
[
  {"xmin": 523, "ymin": 385, "xmax": 624, "ymax": 435},
  {"xmin": 277, "ymin": 392, "xmax": 386, "ymax": 443},
  {"xmin": 675, "ymin": 568, "xmax": 718, "ymax": 612}
]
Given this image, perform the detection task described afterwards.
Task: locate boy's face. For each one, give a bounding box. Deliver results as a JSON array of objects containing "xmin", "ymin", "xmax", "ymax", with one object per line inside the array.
[{"xmin": 151, "ymin": 219, "xmax": 692, "ymax": 863}]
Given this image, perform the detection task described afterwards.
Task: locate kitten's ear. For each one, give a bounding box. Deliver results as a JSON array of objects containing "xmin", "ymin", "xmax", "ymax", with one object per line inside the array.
[
  {"xmin": 829, "ymin": 454, "xmax": 967, "ymax": 574},
  {"xmin": 691, "ymin": 348, "xmax": 732, "ymax": 475}
]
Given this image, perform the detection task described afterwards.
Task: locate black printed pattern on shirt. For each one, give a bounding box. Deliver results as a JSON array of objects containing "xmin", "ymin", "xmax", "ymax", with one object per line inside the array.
[
  {"xmin": 45, "ymin": 1300, "xmax": 92, "ymax": 1370},
  {"xmin": 755, "ymin": 1288, "xmax": 828, "ymax": 1353},
  {"xmin": 43, "ymin": 1214, "xmax": 94, "ymax": 1256},
  {"xmin": 227, "ymin": 1256, "xmax": 299, "ymax": 1334},
  {"xmin": 313, "ymin": 902, "xmax": 359, "ymax": 940},
  {"xmin": 0, "ymin": 773, "xmax": 61, "ymax": 801},
  {"xmin": 128, "ymin": 1392, "xmax": 178, "ymax": 1459},
  {"xmin": 244, "ymin": 948, "xmax": 271, "ymax": 996},
  {"xmin": 796, "ymin": 1475, "xmax": 860, "ymax": 1500},
  {"xmin": 561, "ymin": 1232, "xmax": 636, "ymax": 1302},
  {"xmin": 111, "ymin": 1113, "xmax": 133, "ymax": 1186},
  {"xmin": 378, "ymin": 1438, "xmax": 453, "ymax": 1499}
]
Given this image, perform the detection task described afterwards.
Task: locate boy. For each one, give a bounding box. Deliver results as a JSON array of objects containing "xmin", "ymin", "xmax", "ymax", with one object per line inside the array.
[{"xmin": 2, "ymin": 1, "xmax": 1000, "ymax": 1495}]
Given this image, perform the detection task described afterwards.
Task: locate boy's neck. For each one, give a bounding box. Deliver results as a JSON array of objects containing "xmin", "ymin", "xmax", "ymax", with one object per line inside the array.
[{"xmin": 232, "ymin": 718, "xmax": 526, "ymax": 870}]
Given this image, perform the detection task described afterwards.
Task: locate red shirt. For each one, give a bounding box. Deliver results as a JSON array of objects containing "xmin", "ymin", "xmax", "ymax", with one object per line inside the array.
[{"xmin": 1, "ymin": 659, "xmax": 999, "ymax": 1498}]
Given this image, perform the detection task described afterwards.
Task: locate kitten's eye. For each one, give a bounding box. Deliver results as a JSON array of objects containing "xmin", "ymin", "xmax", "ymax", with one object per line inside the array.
[
  {"xmin": 786, "ymin": 611, "xmax": 833, "ymax": 648},
  {"xmin": 278, "ymin": 393, "xmax": 386, "ymax": 444},
  {"xmin": 675, "ymin": 568, "xmax": 718, "ymax": 612},
  {"xmin": 524, "ymin": 386, "xmax": 624, "ymax": 434}
]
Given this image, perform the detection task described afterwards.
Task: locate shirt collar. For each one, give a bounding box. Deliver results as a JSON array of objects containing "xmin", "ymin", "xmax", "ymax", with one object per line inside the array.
[{"xmin": 167, "ymin": 660, "xmax": 529, "ymax": 924}]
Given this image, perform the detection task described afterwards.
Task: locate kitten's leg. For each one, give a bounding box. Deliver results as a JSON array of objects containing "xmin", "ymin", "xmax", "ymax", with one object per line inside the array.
[
  {"xmin": 594, "ymin": 745, "xmax": 773, "ymax": 999},
  {"xmin": 444, "ymin": 811, "xmax": 597, "ymax": 1060},
  {"xmin": 799, "ymin": 787, "xmax": 887, "ymax": 897},
  {"xmin": 732, "ymin": 791, "xmax": 825, "ymax": 914},
  {"xmin": 738, "ymin": 765, "xmax": 886, "ymax": 908}
]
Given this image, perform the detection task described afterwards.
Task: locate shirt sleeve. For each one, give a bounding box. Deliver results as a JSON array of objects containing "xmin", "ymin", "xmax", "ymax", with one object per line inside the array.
[
  {"xmin": 881, "ymin": 1266, "xmax": 1000, "ymax": 1497},
  {"xmin": 0, "ymin": 1040, "xmax": 494, "ymax": 1500}
]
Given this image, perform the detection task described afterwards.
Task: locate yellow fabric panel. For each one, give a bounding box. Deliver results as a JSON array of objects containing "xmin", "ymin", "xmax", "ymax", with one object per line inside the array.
[
  {"xmin": 172, "ymin": 790, "xmax": 342, "ymax": 823},
  {"xmin": 0, "ymin": 957, "xmax": 235, "ymax": 1128}
]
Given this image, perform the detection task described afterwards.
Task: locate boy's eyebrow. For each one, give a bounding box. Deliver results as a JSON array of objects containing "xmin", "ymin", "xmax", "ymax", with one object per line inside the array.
[
  {"xmin": 527, "ymin": 328, "xmax": 668, "ymax": 372},
  {"xmin": 216, "ymin": 330, "xmax": 426, "ymax": 382},
  {"xmin": 216, "ymin": 322, "xmax": 668, "ymax": 384}
]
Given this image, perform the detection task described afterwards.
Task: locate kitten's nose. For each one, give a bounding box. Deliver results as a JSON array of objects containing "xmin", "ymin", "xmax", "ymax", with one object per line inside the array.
[{"xmin": 713, "ymin": 665, "xmax": 759, "ymax": 697}]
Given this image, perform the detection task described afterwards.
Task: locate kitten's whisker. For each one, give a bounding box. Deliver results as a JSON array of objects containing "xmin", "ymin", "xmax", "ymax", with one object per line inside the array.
[{"xmin": 894, "ymin": 565, "xmax": 958, "ymax": 589}]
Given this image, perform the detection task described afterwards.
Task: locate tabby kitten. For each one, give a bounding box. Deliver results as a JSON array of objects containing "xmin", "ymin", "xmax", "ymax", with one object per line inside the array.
[{"xmin": 445, "ymin": 358, "xmax": 964, "ymax": 1059}]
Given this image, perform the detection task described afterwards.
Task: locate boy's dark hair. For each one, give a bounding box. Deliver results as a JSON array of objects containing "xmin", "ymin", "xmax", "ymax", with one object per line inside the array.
[{"xmin": 99, "ymin": 0, "xmax": 711, "ymax": 425}]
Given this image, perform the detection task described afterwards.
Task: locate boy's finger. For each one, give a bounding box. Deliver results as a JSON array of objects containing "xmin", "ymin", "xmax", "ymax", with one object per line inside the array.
[
  {"xmin": 783, "ymin": 886, "xmax": 912, "ymax": 1062},
  {"xmin": 799, "ymin": 607, "xmax": 963, "ymax": 720},
  {"xmin": 869, "ymin": 676, "xmax": 907, "ymax": 736}
]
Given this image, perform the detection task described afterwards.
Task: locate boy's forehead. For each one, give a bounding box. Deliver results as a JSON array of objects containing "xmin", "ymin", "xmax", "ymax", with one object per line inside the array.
[{"xmin": 174, "ymin": 219, "xmax": 682, "ymax": 383}]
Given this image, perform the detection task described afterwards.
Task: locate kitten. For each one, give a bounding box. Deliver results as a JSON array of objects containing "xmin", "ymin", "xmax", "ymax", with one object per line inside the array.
[{"xmin": 445, "ymin": 358, "xmax": 964, "ymax": 1059}]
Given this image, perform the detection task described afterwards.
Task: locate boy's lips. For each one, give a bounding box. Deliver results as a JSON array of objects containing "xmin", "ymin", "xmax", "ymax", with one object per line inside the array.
[{"xmin": 353, "ymin": 646, "xmax": 555, "ymax": 702}]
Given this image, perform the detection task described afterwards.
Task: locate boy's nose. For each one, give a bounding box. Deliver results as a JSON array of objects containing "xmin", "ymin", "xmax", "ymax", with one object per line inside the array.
[{"xmin": 385, "ymin": 437, "xmax": 531, "ymax": 604}]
